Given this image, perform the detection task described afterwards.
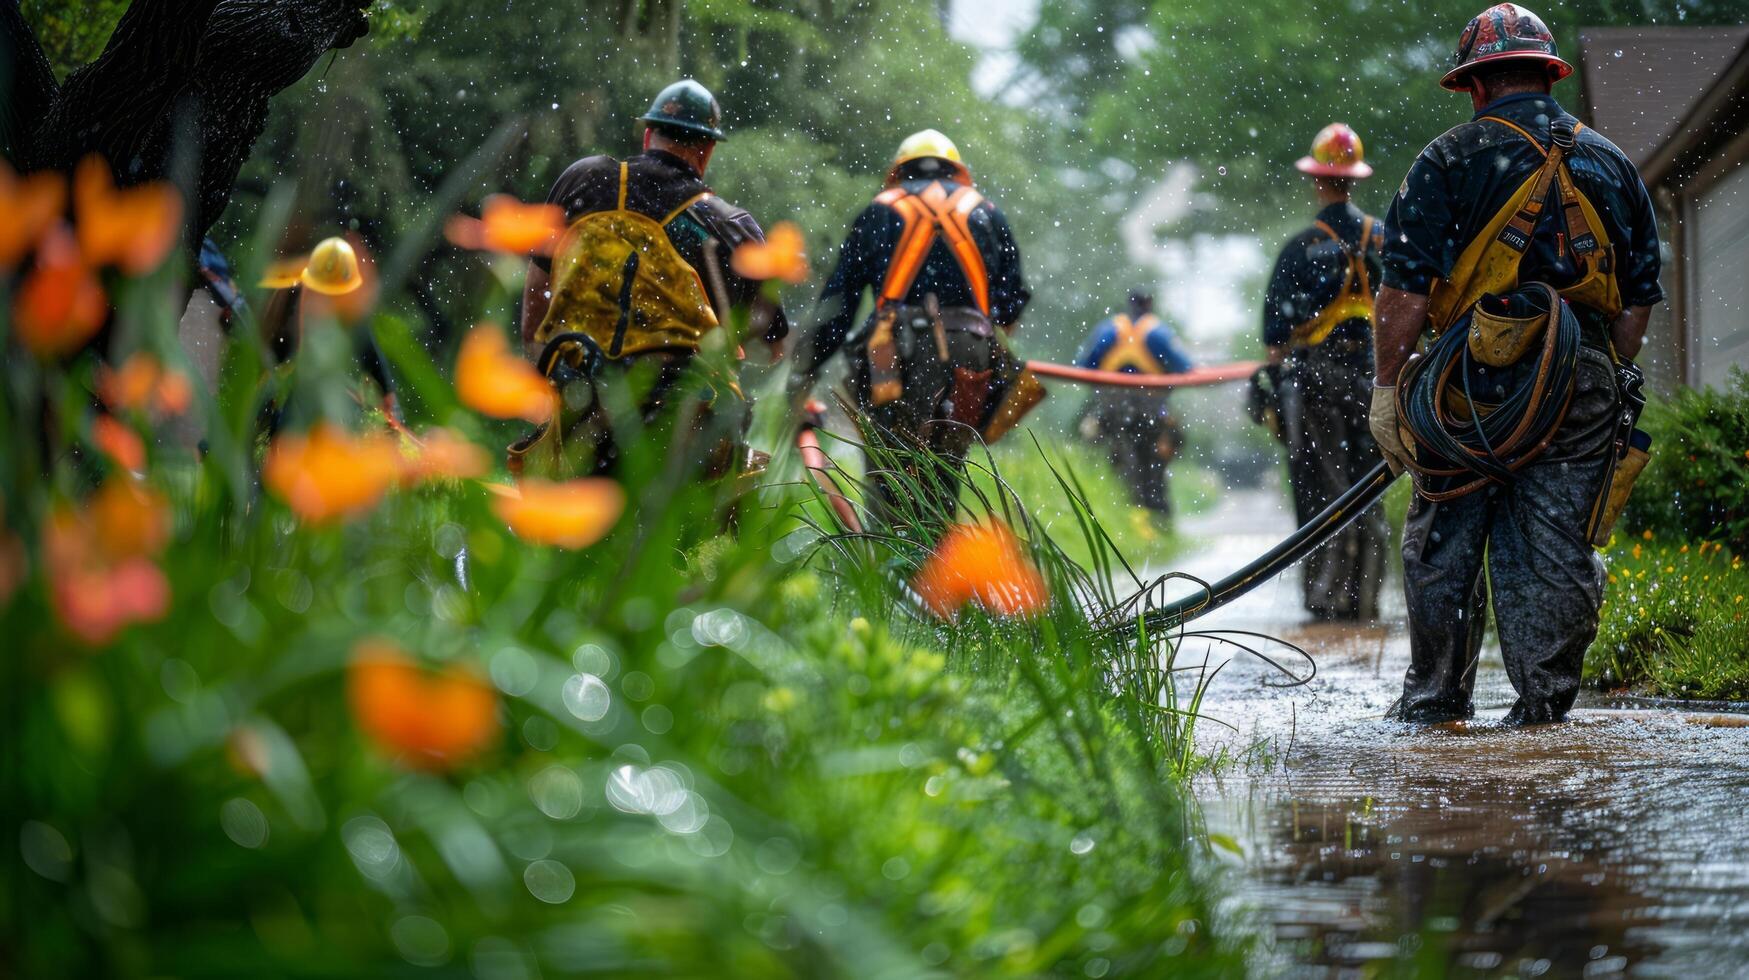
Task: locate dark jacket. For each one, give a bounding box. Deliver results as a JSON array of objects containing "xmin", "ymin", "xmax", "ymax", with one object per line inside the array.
[
  {"xmin": 803, "ymin": 177, "xmax": 1029, "ymax": 373},
  {"xmin": 1382, "ymin": 93, "xmax": 1662, "ymax": 334},
  {"xmin": 1262, "ymin": 201, "xmax": 1383, "ymax": 349}
]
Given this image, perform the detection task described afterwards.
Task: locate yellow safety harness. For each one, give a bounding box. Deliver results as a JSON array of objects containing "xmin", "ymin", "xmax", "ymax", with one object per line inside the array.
[
  {"xmin": 1426, "ymin": 117, "xmax": 1621, "ymax": 337},
  {"xmin": 1290, "ymin": 217, "xmax": 1382, "ymax": 348},
  {"xmin": 535, "ymin": 162, "xmax": 719, "ymax": 358},
  {"xmin": 1097, "ymin": 314, "xmax": 1166, "ymax": 373}
]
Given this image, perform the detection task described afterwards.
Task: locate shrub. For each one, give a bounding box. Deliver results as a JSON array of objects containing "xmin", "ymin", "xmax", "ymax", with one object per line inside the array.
[
  {"xmin": 1587, "ymin": 535, "xmax": 1749, "ymax": 699},
  {"xmin": 1620, "ymin": 370, "xmax": 1749, "ymax": 552}
]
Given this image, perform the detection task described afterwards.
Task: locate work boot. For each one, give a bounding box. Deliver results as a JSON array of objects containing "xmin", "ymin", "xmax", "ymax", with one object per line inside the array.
[{"xmin": 1502, "ymin": 699, "xmax": 1568, "ymax": 727}]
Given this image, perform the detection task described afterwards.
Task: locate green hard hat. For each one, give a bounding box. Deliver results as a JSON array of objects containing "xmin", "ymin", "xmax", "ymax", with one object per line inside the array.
[{"xmin": 639, "ymin": 79, "xmax": 726, "ymax": 141}]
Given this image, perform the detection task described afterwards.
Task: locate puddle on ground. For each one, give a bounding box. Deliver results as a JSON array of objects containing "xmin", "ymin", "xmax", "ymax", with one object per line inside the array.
[{"xmin": 1156, "ymin": 489, "xmax": 1749, "ymax": 977}]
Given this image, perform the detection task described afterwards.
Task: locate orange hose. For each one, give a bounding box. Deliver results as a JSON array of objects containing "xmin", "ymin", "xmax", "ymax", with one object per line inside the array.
[
  {"xmin": 1025, "ymin": 359, "xmax": 1262, "ymax": 390},
  {"xmin": 797, "ymin": 428, "xmax": 863, "ymax": 534}
]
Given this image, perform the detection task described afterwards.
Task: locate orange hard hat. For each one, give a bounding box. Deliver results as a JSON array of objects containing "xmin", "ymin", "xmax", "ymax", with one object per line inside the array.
[{"xmin": 1295, "ymin": 123, "xmax": 1374, "ymax": 180}]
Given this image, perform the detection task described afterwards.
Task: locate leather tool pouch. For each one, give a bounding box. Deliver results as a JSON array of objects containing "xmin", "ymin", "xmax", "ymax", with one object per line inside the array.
[
  {"xmin": 865, "ymin": 307, "xmax": 904, "ymax": 407},
  {"xmin": 947, "ymin": 367, "xmax": 993, "ymax": 428},
  {"xmin": 1467, "ymin": 295, "xmax": 1547, "ymax": 367},
  {"xmin": 1586, "ymin": 359, "xmax": 1651, "ymax": 547}
]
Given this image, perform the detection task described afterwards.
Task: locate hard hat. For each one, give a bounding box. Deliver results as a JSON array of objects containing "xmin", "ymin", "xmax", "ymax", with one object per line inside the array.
[
  {"xmin": 301, "ymin": 237, "xmax": 363, "ymax": 295},
  {"xmin": 639, "ymin": 79, "xmax": 726, "ymax": 141},
  {"xmin": 1295, "ymin": 123, "xmax": 1374, "ymax": 180},
  {"xmin": 1441, "ymin": 4, "xmax": 1572, "ymax": 92},
  {"xmin": 886, "ymin": 129, "xmax": 972, "ymax": 186}
]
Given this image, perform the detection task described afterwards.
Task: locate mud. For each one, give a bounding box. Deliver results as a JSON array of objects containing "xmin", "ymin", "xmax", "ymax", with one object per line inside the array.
[{"xmin": 1156, "ymin": 484, "xmax": 1749, "ymax": 977}]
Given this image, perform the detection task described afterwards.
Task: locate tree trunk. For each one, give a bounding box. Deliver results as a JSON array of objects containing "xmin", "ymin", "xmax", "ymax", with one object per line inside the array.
[{"xmin": 4, "ymin": 0, "xmax": 369, "ymax": 243}]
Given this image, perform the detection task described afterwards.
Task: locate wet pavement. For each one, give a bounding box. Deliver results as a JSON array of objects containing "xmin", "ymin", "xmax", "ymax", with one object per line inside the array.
[{"xmin": 1152, "ymin": 482, "xmax": 1749, "ymax": 978}]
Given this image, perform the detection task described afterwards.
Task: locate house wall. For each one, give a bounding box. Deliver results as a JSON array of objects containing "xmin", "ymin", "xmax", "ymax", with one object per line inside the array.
[{"xmin": 1683, "ymin": 138, "xmax": 1749, "ymax": 389}]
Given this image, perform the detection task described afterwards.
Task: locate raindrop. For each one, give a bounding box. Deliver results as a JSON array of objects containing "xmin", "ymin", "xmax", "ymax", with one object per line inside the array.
[
  {"xmin": 528, "ymin": 765, "xmax": 584, "ymax": 820},
  {"xmin": 523, "ymin": 859, "xmax": 576, "ymax": 904},
  {"xmin": 1070, "ymin": 832, "xmax": 1096, "ymax": 855},
  {"xmin": 219, "ymin": 798, "xmax": 269, "ymax": 849},
  {"xmin": 19, "ymin": 821, "xmax": 74, "ymax": 881},
  {"xmin": 561, "ymin": 673, "xmax": 610, "ymax": 722},
  {"xmin": 390, "ymin": 915, "xmax": 450, "ymax": 966},
  {"xmin": 342, "ymin": 816, "xmax": 401, "ymax": 880}
]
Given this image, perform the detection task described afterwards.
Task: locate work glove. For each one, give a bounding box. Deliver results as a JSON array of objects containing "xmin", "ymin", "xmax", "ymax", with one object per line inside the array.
[{"xmin": 1369, "ymin": 384, "xmax": 1412, "ymax": 476}]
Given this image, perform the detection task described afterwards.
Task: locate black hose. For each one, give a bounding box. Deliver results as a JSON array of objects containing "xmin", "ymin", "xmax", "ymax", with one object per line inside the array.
[{"xmin": 1117, "ymin": 461, "xmax": 1399, "ymax": 635}]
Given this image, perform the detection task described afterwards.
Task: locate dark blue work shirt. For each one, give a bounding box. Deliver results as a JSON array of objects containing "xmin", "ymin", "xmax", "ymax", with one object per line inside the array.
[
  {"xmin": 804, "ymin": 178, "xmax": 1030, "ymax": 372},
  {"xmin": 1261, "ymin": 201, "xmax": 1383, "ymax": 349},
  {"xmin": 1382, "ymin": 93, "xmax": 1662, "ymax": 331},
  {"xmin": 1074, "ymin": 313, "xmax": 1193, "ymax": 374}
]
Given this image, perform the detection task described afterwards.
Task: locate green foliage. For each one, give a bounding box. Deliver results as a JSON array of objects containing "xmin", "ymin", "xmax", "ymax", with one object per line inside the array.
[
  {"xmin": 1021, "ymin": 0, "xmax": 1749, "ymax": 240},
  {"xmin": 1620, "ymin": 370, "xmax": 1749, "ymax": 553},
  {"xmin": 1586, "ymin": 537, "xmax": 1749, "ymax": 699}
]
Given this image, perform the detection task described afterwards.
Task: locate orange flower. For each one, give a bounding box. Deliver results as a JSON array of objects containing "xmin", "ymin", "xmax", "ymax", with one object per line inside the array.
[
  {"xmin": 42, "ymin": 485, "xmax": 173, "ymax": 646},
  {"xmin": 455, "ymin": 323, "xmax": 554, "ymax": 423},
  {"xmin": 912, "ymin": 519, "xmax": 1049, "ymax": 619},
  {"xmin": 13, "ymin": 224, "xmax": 106, "ymax": 358},
  {"xmin": 263, "ymin": 423, "xmax": 401, "ymax": 524},
  {"xmin": 490, "ymin": 477, "xmax": 625, "ymax": 549},
  {"xmin": 97, "ymin": 353, "xmax": 192, "ymax": 416},
  {"xmin": 398, "ymin": 426, "xmax": 490, "ymax": 485},
  {"xmin": 0, "ymin": 163, "xmax": 66, "ymax": 269},
  {"xmin": 348, "ymin": 639, "xmax": 499, "ymax": 769},
  {"xmin": 731, "ymin": 221, "xmax": 810, "ymax": 285},
  {"xmin": 444, "ymin": 195, "xmax": 565, "ymax": 256},
  {"xmin": 93, "ymin": 414, "xmax": 146, "ymax": 473},
  {"xmin": 73, "ymin": 156, "xmax": 182, "ymax": 275}
]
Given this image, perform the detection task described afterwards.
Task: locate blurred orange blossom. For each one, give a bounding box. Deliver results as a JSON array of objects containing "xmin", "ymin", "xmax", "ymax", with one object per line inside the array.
[
  {"xmin": 42, "ymin": 479, "xmax": 173, "ymax": 644},
  {"xmin": 445, "ymin": 194, "xmax": 565, "ymax": 256},
  {"xmin": 0, "ymin": 163, "xmax": 66, "ymax": 269},
  {"xmin": 263, "ymin": 423, "xmax": 401, "ymax": 524},
  {"xmin": 455, "ymin": 323, "xmax": 555, "ymax": 423},
  {"xmin": 348, "ymin": 639, "xmax": 499, "ymax": 769},
  {"xmin": 397, "ymin": 426, "xmax": 490, "ymax": 485},
  {"xmin": 490, "ymin": 477, "xmax": 625, "ymax": 549},
  {"xmin": 92, "ymin": 414, "xmax": 146, "ymax": 473},
  {"xmin": 912, "ymin": 519, "xmax": 1049, "ymax": 619},
  {"xmin": 13, "ymin": 225, "xmax": 106, "ymax": 358},
  {"xmin": 731, "ymin": 221, "xmax": 810, "ymax": 284},
  {"xmin": 98, "ymin": 352, "xmax": 192, "ymax": 416},
  {"xmin": 73, "ymin": 156, "xmax": 182, "ymax": 275}
]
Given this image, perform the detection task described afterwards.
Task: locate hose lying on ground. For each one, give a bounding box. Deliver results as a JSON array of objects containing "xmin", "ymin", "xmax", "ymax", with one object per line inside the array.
[{"xmin": 1026, "ymin": 360, "xmax": 1262, "ymax": 390}]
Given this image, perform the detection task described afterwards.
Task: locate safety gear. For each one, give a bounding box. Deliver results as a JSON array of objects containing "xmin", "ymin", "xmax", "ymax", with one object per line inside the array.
[
  {"xmin": 1291, "ymin": 218, "xmax": 1382, "ymax": 347},
  {"xmin": 1369, "ymin": 384, "xmax": 1410, "ymax": 476},
  {"xmin": 1295, "ymin": 123, "xmax": 1374, "ymax": 180},
  {"xmin": 639, "ymin": 79, "xmax": 726, "ymax": 141},
  {"xmin": 886, "ymin": 129, "xmax": 972, "ymax": 187},
  {"xmin": 874, "ymin": 182, "xmax": 992, "ymax": 316},
  {"xmin": 535, "ymin": 162, "xmax": 719, "ymax": 358},
  {"xmin": 301, "ymin": 237, "xmax": 363, "ymax": 295},
  {"xmin": 1585, "ymin": 357, "xmax": 1650, "ymax": 547},
  {"xmin": 1096, "ymin": 314, "xmax": 1168, "ymax": 373},
  {"xmin": 1441, "ymin": 4, "xmax": 1573, "ymax": 92},
  {"xmin": 1425, "ymin": 117, "xmax": 1620, "ymax": 337}
]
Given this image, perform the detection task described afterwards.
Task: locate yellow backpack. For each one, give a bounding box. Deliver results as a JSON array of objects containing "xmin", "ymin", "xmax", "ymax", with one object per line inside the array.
[
  {"xmin": 1290, "ymin": 217, "xmax": 1381, "ymax": 347},
  {"xmin": 1426, "ymin": 117, "xmax": 1622, "ymax": 336},
  {"xmin": 535, "ymin": 162, "xmax": 719, "ymax": 358}
]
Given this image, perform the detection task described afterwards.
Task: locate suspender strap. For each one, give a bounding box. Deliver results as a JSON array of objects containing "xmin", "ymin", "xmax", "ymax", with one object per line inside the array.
[
  {"xmin": 875, "ymin": 184, "xmax": 992, "ymax": 315},
  {"xmin": 1481, "ymin": 116, "xmax": 1589, "ymax": 255},
  {"xmin": 616, "ymin": 162, "xmax": 629, "ymax": 210},
  {"xmin": 1312, "ymin": 218, "xmax": 1371, "ymax": 296},
  {"xmin": 662, "ymin": 191, "xmax": 712, "ymax": 225}
]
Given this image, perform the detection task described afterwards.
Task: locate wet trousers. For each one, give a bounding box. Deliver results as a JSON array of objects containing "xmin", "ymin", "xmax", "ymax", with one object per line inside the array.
[
  {"xmin": 848, "ymin": 306, "xmax": 996, "ymax": 523},
  {"xmin": 1281, "ymin": 343, "xmax": 1388, "ymax": 619},
  {"xmin": 1088, "ymin": 389, "xmax": 1178, "ymax": 514},
  {"xmin": 1391, "ymin": 346, "xmax": 1620, "ymax": 725}
]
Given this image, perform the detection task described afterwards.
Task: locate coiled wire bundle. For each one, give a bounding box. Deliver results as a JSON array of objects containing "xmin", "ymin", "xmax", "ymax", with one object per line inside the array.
[{"xmin": 1397, "ymin": 283, "xmax": 1581, "ymax": 500}]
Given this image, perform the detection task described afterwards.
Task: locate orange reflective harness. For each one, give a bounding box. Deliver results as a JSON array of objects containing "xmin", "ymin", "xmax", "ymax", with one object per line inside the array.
[
  {"xmin": 1097, "ymin": 313, "xmax": 1167, "ymax": 373},
  {"xmin": 1290, "ymin": 217, "xmax": 1381, "ymax": 348},
  {"xmin": 873, "ymin": 182, "xmax": 992, "ymax": 316}
]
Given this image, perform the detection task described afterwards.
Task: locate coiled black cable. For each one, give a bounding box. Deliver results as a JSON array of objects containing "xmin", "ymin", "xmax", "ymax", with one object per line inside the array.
[{"xmin": 1398, "ymin": 284, "xmax": 1581, "ymax": 499}]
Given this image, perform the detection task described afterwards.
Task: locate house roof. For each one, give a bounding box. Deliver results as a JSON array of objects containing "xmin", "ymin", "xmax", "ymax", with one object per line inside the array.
[{"xmin": 1577, "ymin": 25, "xmax": 1749, "ymax": 171}]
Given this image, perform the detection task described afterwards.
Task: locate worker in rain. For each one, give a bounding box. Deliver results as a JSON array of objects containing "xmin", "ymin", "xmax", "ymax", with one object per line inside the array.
[
  {"xmin": 790, "ymin": 130, "xmax": 1039, "ymax": 521},
  {"xmin": 1258, "ymin": 123, "xmax": 1390, "ymax": 621},
  {"xmin": 1370, "ymin": 4, "xmax": 1664, "ymax": 725},
  {"xmin": 1072, "ymin": 287, "xmax": 1193, "ymax": 516},
  {"xmin": 515, "ymin": 79, "xmax": 788, "ymax": 477}
]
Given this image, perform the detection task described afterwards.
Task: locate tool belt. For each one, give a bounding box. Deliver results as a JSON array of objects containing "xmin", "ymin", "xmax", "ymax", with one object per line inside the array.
[{"xmin": 852, "ymin": 299, "xmax": 1043, "ymax": 445}]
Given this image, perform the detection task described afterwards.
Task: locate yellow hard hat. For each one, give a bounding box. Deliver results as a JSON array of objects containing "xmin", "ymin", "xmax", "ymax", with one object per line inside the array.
[
  {"xmin": 301, "ymin": 237, "xmax": 363, "ymax": 295},
  {"xmin": 887, "ymin": 129, "xmax": 972, "ymax": 187}
]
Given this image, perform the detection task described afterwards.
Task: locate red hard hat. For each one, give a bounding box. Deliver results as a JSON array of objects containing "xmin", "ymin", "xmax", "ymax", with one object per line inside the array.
[
  {"xmin": 1441, "ymin": 4, "xmax": 1573, "ymax": 92},
  {"xmin": 1295, "ymin": 123, "xmax": 1373, "ymax": 180}
]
